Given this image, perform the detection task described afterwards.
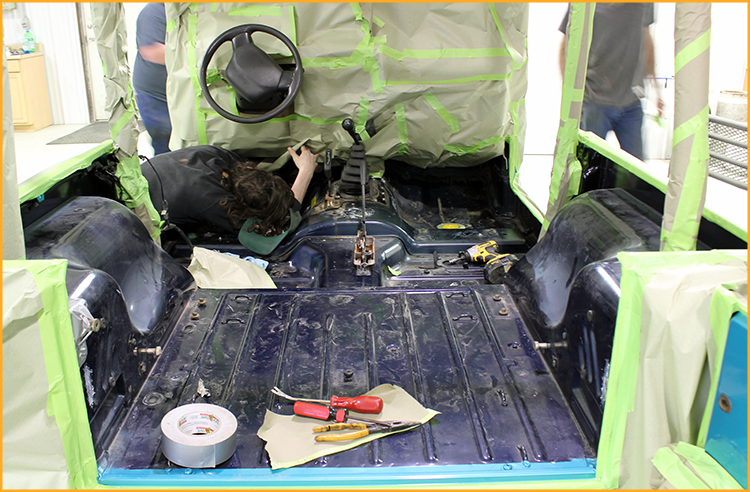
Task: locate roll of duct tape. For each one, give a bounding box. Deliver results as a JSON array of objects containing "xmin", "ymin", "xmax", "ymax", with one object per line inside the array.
[{"xmin": 160, "ymin": 403, "xmax": 238, "ymax": 468}]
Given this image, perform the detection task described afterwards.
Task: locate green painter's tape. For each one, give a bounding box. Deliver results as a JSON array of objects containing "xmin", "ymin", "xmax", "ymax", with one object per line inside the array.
[
  {"xmin": 356, "ymin": 97, "xmax": 370, "ymax": 141},
  {"xmin": 674, "ymin": 29, "xmax": 711, "ymax": 74},
  {"xmin": 446, "ymin": 135, "xmax": 504, "ymax": 155},
  {"xmin": 424, "ymin": 93, "xmax": 459, "ymax": 134},
  {"xmin": 395, "ymin": 103, "xmax": 408, "ymax": 155},
  {"xmin": 227, "ymin": 6, "xmax": 282, "ymax": 17},
  {"xmin": 379, "ymin": 45, "xmax": 510, "ymax": 62},
  {"xmin": 6, "ymin": 260, "xmax": 100, "ymax": 489},
  {"xmin": 386, "ymin": 73, "xmax": 511, "ymax": 86},
  {"xmin": 187, "ymin": 10, "xmax": 208, "ymax": 145}
]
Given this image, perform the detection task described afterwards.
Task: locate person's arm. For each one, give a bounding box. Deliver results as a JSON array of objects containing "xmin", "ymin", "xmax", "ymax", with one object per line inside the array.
[
  {"xmin": 288, "ymin": 146, "xmax": 318, "ymax": 203},
  {"xmin": 139, "ymin": 43, "xmax": 166, "ymax": 65},
  {"xmin": 642, "ymin": 28, "xmax": 664, "ymax": 116}
]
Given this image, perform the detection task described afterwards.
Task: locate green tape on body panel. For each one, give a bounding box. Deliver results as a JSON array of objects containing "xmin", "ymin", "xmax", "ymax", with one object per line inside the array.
[
  {"xmin": 424, "ymin": 93, "xmax": 459, "ymax": 134},
  {"xmin": 445, "ymin": 135, "xmax": 504, "ymax": 156},
  {"xmin": 696, "ymin": 285, "xmax": 748, "ymax": 447},
  {"xmin": 490, "ymin": 3, "xmax": 525, "ymax": 71},
  {"xmin": 379, "ymin": 45, "xmax": 511, "ymax": 61},
  {"xmin": 5, "ymin": 260, "xmax": 100, "ymax": 489},
  {"xmin": 662, "ymin": 106, "xmax": 710, "ymax": 252},
  {"xmin": 19, "ymin": 142, "xmax": 114, "ymax": 203},
  {"xmin": 394, "ymin": 103, "xmax": 408, "ymax": 155},
  {"xmin": 542, "ymin": 3, "xmax": 593, "ymax": 233},
  {"xmin": 116, "ymin": 154, "xmax": 163, "ymax": 238},
  {"xmin": 187, "ymin": 9, "xmax": 208, "ymax": 145},
  {"xmin": 110, "ymin": 96, "xmax": 137, "ymax": 141},
  {"xmin": 672, "ymin": 105, "xmax": 710, "ymax": 147},
  {"xmin": 356, "ymin": 97, "xmax": 370, "ymax": 141},
  {"xmin": 675, "ymin": 29, "xmax": 711, "ymax": 74},
  {"xmin": 598, "ymin": 250, "xmax": 747, "ymax": 489},
  {"xmin": 386, "ymin": 73, "xmax": 512, "ymax": 86},
  {"xmin": 288, "ymin": 6, "xmax": 297, "ymax": 46},
  {"xmin": 228, "ymin": 5, "xmax": 282, "ymax": 17}
]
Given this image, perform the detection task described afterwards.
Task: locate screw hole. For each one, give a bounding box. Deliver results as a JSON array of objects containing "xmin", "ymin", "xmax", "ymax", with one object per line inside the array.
[{"xmin": 718, "ymin": 393, "xmax": 732, "ymax": 413}]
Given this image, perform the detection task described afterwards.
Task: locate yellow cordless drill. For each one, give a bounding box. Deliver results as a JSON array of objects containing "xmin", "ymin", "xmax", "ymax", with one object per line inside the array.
[{"xmin": 453, "ymin": 240, "xmax": 518, "ymax": 284}]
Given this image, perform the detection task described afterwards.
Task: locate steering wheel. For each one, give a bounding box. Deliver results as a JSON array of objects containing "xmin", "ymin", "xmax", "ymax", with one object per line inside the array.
[{"xmin": 199, "ymin": 25, "xmax": 303, "ymax": 124}]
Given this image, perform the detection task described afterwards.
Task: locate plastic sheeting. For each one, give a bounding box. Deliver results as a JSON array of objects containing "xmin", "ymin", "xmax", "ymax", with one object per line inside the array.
[
  {"xmin": 2, "ymin": 261, "xmax": 98, "ymax": 489},
  {"xmin": 163, "ymin": 3, "xmax": 528, "ymax": 174},
  {"xmin": 2, "ymin": 53, "xmax": 25, "ymax": 260},
  {"xmin": 597, "ymin": 250, "xmax": 747, "ymax": 489},
  {"xmin": 187, "ymin": 247, "xmax": 276, "ymax": 289}
]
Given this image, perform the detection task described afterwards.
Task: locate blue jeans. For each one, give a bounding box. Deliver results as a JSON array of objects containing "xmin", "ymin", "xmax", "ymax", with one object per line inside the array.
[
  {"xmin": 581, "ymin": 100, "xmax": 644, "ymax": 161},
  {"xmin": 136, "ymin": 92, "xmax": 172, "ymax": 155}
]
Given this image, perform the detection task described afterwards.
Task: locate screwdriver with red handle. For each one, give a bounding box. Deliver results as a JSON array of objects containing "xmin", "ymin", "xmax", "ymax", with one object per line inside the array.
[{"xmin": 272, "ymin": 386, "xmax": 383, "ymax": 414}]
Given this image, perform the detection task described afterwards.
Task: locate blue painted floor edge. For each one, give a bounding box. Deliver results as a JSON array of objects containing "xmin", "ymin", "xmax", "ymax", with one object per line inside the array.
[{"xmin": 99, "ymin": 459, "xmax": 597, "ymax": 487}]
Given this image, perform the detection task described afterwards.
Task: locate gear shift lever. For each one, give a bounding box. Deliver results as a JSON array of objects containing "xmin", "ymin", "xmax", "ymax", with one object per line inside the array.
[{"xmin": 342, "ymin": 118, "xmax": 362, "ymax": 145}]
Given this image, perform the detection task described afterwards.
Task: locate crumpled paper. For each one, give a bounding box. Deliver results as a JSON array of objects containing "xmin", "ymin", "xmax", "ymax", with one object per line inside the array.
[
  {"xmin": 257, "ymin": 384, "xmax": 439, "ymax": 469},
  {"xmin": 187, "ymin": 247, "xmax": 276, "ymax": 289}
]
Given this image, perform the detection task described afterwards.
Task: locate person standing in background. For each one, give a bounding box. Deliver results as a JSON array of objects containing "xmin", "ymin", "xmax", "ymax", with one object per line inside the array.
[
  {"xmin": 133, "ymin": 3, "xmax": 171, "ymax": 155},
  {"xmin": 559, "ymin": 3, "xmax": 664, "ymax": 161}
]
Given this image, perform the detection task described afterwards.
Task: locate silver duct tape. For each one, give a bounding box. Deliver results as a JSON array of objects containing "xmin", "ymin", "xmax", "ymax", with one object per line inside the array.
[{"xmin": 160, "ymin": 403, "xmax": 238, "ymax": 468}]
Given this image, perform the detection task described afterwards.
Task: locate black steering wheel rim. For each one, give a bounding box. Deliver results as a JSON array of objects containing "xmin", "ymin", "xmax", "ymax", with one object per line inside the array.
[{"xmin": 199, "ymin": 24, "xmax": 303, "ymax": 124}]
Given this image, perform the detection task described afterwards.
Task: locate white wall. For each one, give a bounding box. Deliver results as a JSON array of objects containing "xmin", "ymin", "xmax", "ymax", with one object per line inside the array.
[
  {"xmin": 525, "ymin": 3, "xmax": 748, "ymax": 157},
  {"xmin": 3, "ymin": 3, "xmax": 89, "ymax": 125}
]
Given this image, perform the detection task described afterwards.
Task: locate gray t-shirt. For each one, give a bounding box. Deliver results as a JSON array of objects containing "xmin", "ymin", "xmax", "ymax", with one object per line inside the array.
[
  {"xmin": 560, "ymin": 3, "xmax": 654, "ymax": 107},
  {"xmin": 133, "ymin": 3, "xmax": 168, "ymax": 102}
]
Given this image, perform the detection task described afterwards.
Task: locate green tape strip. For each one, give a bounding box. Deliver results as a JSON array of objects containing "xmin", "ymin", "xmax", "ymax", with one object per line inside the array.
[
  {"xmin": 672, "ymin": 105, "xmax": 710, "ymax": 148},
  {"xmin": 696, "ymin": 286, "xmax": 748, "ymax": 446},
  {"xmin": 489, "ymin": 3, "xmax": 524, "ymax": 70},
  {"xmin": 355, "ymin": 97, "xmax": 370, "ymax": 141},
  {"xmin": 288, "ymin": 6, "xmax": 297, "ymax": 46},
  {"xmin": 110, "ymin": 97, "xmax": 136, "ymax": 141},
  {"xmin": 662, "ymin": 106, "xmax": 710, "ymax": 252},
  {"xmin": 394, "ymin": 103, "xmax": 408, "ymax": 155},
  {"xmin": 187, "ymin": 9, "xmax": 208, "ymax": 145},
  {"xmin": 386, "ymin": 73, "xmax": 511, "ymax": 86},
  {"xmin": 372, "ymin": 15, "xmax": 385, "ymax": 28},
  {"xmin": 446, "ymin": 135, "xmax": 503, "ymax": 155},
  {"xmin": 19, "ymin": 142, "xmax": 115, "ymax": 203},
  {"xmin": 599, "ymin": 250, "xmax": 747, "ymax": 489},
  {"xmin": 379, "ymin": 45, "xmax": 510, "ymax": 61},
  {"xmin": 675, "ymin": 29, "xmax": 711, "ymax": 74},
  {"xmin": 507, "ymin": 100, "xmax": 524, "ymax": 193},
  {"xmin": 115, "ymin": 154, "xmax": 163, "ymax": 238},
  {"xmin": 6, "ymin": 260, "xmax": 100, "ymax": 489},
  {"xmin": 424, "ymin": 93, "xmax": 459, "ymax": 134},
  {"xmin": 228, "ymin": 5, "xmax": 282, "ymax": 17},
  {"xmin": 542, "ymin": 3, "xmax": 593, "ymax": 233},
  {"xmin": 166, "ymin": 19, "xmax": 177, "ymax": 32},
  {"xmin": 652, "ymin": 446, "xmax": 712, "ymax": 489}
]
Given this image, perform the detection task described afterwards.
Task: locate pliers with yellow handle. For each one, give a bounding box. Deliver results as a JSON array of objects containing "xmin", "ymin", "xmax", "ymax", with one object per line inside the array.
[{"xmin": 312, "ymin": 420, "xmax": 421, "ymax": 442}]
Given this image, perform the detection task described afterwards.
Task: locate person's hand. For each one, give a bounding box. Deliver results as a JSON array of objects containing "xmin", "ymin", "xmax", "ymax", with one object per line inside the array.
[
  {"xmin": 288, "ymin": 146, "xmax": 318, "ymax": 175},
  {"xmin": 288, "ymin": 145, "xmax": 319, "ymax": 203}
]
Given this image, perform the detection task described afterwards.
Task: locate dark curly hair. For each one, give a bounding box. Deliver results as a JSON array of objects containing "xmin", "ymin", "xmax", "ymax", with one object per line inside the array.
[{"xmin": 220, "ymin": 164, "xmax": 294, "ymax": 236}]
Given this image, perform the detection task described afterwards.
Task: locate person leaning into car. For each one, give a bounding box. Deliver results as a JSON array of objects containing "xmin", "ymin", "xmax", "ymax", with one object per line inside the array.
[{"xmin": 140, "ymin": 145, "xmax": 317, "ymax": 254}]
